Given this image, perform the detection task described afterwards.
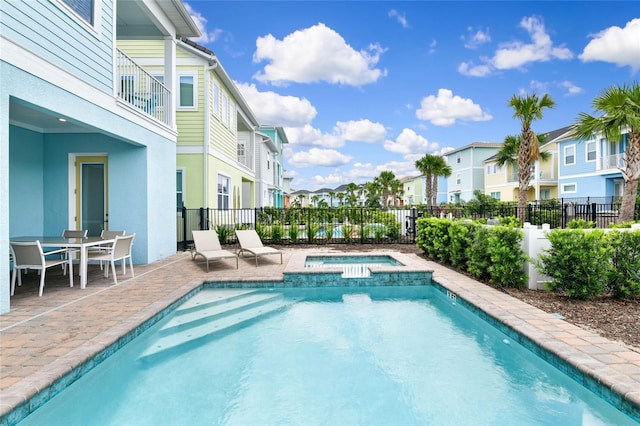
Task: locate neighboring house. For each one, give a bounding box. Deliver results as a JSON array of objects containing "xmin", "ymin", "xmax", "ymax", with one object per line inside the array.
[
  {"xmin": 557, "ymin": 128, "xmax": 629, "ymax": 200},
  {"xmin": 118, "ymin": 38, "xmax": 260, "ymax": 211},
  {"xmin": 1, "ymin": 0, "xmax": 200, "ymax": 313},
  {"xmin": 402, "ymin": 176, "xmax": 424, "ymax": 206},
  {"xmin": 443, "ymin": 142, "xmax": 502, "ymax": 203},
  {"xmin": 282, "ymin": 176, "xmax": 294, "ymax": 208},
  {"xmin": 290, "ymin": 189, "xmax": 311, "ymax": 207},
  {"xmin": 256, "ymin": 126, "xmax": 288, "ymax": 208},
  {"xmin": 483, "ymin": 126, "xmax": 569, "ymax": 202}
]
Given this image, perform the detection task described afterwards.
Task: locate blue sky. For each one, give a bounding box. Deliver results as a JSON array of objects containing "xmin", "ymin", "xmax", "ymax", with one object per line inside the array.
[{"xmin": 183, "ymin": 1, "xmax": 640, "ymax": 191}]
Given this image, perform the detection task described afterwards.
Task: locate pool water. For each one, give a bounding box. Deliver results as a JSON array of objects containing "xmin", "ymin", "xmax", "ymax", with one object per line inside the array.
[
  {"xmin": 18, "ymin": 286, "xmax": 636, "ymax": 425},
  {"xmin": 305, "ymin": 254, "xmax": 402, "ymax": 267}
]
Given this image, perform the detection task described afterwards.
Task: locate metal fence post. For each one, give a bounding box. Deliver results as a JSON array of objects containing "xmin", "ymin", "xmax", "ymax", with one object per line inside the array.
[{"xmin": 181, "ymin": 205, "xmax": 187, "ymax": 251}]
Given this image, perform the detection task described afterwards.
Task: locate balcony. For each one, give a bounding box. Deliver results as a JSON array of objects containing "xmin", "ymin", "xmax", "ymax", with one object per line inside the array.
[
  {"xmin": 116, "ymin": 48, "xmax": 171, "ymax": 126},
  {"xmin": 509, "ymin": 169, "xmax": 556, "ymax": 183},
  {"xmin": 599, "ymin": 153, "xmax": 626, "ymax": 171}
]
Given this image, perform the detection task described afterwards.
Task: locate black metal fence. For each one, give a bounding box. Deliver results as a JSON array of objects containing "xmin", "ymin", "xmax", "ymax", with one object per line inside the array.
[{"xmin": 177, "ymin": 200, "xmax": 640, "ymax": 250}]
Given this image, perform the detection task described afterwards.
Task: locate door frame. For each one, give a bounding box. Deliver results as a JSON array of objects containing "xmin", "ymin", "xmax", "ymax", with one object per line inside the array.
[{"xmin": 68, "ymin": 154, "xmax": 108, "ymax": 234}]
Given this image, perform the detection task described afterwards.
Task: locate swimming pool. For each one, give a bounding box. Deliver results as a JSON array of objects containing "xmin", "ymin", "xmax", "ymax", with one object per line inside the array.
[{"xmin": 17, "ymin": 285, "xmax": 636, "ymax": 425}]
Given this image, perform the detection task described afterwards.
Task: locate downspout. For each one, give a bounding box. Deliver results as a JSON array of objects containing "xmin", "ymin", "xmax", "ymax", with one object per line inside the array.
[{"xmin": 203, "ymin": 59, "xmax": 219, "ymax": 208}]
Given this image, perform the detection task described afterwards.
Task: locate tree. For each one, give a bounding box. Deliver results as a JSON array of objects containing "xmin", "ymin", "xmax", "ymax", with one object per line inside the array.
[
  {"xmin": 328, "ymin": 191, "xmax": 335, "ymax": 207},
  {"xmin": 336, "ymin": 192, "xmax": 345, "ymax": 206},
  {"xmin": 345, "ymin": 182, "xmax": 359, "ymax": 206},
  {"xmin": 415, "ymin": 154, "xmax": 452, "ymax": 207},
  {"xmin": 363, "ymin": 181, "xmax": 382, "ymax": 208},
  {"xmin": 310, "ymin": 194, "xmax": 319, "ymax": 207},
  {"xmin": 495, "ymin": 134, "xmax": 550, "ymax": 200},
  {"xmin": 373, "ymin": 171, "xmax": 401, "ymax": 209},
  {"xmin": 572, "ymin": 82, "xmax": 640, "ymax": 222},
  {"xmin": 296, "ymin": 194, "xmax": 306, "ymax": 207},
  {"xmin": 509, "ymin": 93, "xmax": 556, "ymax": 222}
]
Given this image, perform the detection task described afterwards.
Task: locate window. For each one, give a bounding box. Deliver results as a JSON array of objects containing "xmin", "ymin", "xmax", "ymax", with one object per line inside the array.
[
  {"xmin": 486, "ymin": 165, "xmax": 491, "ymax": 175},
  {"xmin": 490, "ymin": 192, "xmax": 501, "ymax": 200},
  {"xmin": 586, "ymin": 140, "xmax": 596, "ymax": 162},
  {"xmin": 229, "ymin": 100, "xmax": 236, "ymax": 132},
  {"xmin": 456, "ymin": 153, "xmax": 461, "ymax": 164},
  {"xmin": 561, "ymin": 183, "xmax": 577, "ymax": 194},
  {"xmin": 178, "ymin": 75, "xmax": 196, "ymax": 108},
  {"xmin": 218, "ymin": 174, "xmax": 230, "ymax": 209},
  {"xmin": 564, "ymin": 145, "xmax": 575, "ymax": 165},
  {"xmin": 456, "ymin": 173, "xmax": 461, "ymax": 185},
  {"xmin": 212, "ymin": 82, "xmax": 220, "ymax": 117},
  {"xmin": 540, "ymin": 189, "xmax": 551, "ymax": 200},
  {"xmin": 493, "ymin": 164, "xmax": 498, "ymax": 174},
  {"xmin": 222, "ymin": 93, "xmax": 229, "ymax": 126},
  {"xmin": 60, "ymin": 0, "xmax": 96, "ymax": 25},
  {"xmin": 176, "ymin": 169, "xmax": 184, "ymax": 209}
]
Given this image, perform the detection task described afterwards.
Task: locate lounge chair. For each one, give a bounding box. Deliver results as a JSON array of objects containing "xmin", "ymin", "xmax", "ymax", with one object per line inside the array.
[
  {"xmin": 191, "ymin": 230, "xmax": 238, "ymax": 271},
  {"xmin": 235, "ymin": 229, "xmax": 282, "ymax": 266}
]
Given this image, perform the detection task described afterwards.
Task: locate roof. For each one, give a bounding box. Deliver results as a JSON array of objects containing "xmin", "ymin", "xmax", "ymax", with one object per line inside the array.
[{"xmin": 443, "ymin": 142, "xmax": 503, "ymax": 156}]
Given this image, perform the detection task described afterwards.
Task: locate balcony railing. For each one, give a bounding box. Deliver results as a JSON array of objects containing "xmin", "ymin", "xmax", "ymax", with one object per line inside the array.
[
  {"xmin": 508, "ymin": 169, "xmax": 556, "ymax": 182},
  {"xmin": 116, "ymin": 48, "xmax": 171, "ymax": 126},
  {"xmin": 599, "ymin": 153, "xmax": 626, "ymax": 171}
]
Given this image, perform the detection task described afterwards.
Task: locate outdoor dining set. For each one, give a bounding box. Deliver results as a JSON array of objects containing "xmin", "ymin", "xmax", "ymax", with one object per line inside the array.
[{"xmin": 9, "ymin": 230, "xmax": 135, "ymax": 297}]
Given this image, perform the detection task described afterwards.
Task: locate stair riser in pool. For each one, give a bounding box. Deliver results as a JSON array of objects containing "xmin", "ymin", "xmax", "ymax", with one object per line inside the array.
[
  {"xmin": 160, "ymin": 292, "xmax": 284, "ymax": 335},
  {"xmin": 139, "ymin": 299, "xmax": 295, "ymax": 363},
  {"xmin": 174, "ymin": 289, "xmax": 260, "ymax": 315}
]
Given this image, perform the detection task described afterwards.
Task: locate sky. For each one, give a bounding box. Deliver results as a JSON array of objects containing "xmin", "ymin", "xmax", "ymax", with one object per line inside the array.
[{"xmin": 182, "ymin": 1, "xmax": 640, "ymax": 191}]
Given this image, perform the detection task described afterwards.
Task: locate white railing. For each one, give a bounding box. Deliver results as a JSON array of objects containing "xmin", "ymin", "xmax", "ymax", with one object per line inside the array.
[
  {"xmin": 116, "ymin": 48, "xmax": 171, "ymax": 126},
  {"xmin": 599, "ymin": 153, "xmax": 626, "ymax": 171}
]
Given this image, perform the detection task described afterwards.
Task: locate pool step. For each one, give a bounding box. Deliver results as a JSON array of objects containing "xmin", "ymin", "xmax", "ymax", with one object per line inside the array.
[{"xmin": 139, "ymin": 290, "xmax": 294, "ymax": 362}]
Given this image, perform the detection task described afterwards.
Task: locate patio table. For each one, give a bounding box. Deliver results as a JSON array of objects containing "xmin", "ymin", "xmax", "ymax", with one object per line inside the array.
[{"xmin": 10, "ymin": 236, "xmax": 116, "ymax": 289}]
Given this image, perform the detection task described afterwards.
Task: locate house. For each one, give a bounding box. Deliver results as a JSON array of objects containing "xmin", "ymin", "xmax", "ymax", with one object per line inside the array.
[
  {"xmin": 402, "ymin": 175, "xmax": 448, "ymax": 206},
  {"xmin": 1, "ymin": 0, "xmax": 200, "ymax": 313},
  {"xmin": 443, "ymin": 142, "xmax": 502, "ymax": 203},
  {"xmin": 117, "ymin": 38, "xmax": 261, "ymax": 211},
  {"xmin": 483, "ymin": 126, "xmax": 569, "ymax": 202},
  {"xmin": 557, "ymin": 128, "xmax": 629, "ymax": 200},
  {"xmin": 256, "ymin": 126, "xmax": 288, "ymax": 208}
]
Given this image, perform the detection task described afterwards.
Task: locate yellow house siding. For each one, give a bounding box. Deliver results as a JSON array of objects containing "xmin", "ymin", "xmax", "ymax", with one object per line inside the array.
[
  {"xmin": 117, "ymin": 40, "xmax": 165, "ymax": 57},
  {"xmin": 177, "ymin": 154, "xmax": 205, "ymax": 208},
  {"xmin": 209, "ymin": 74, "xmax": 239, "ymax": 159},
  {"xmin": 208, "ymin": 156, "xmax": 252, "ymax": 209},
  {"xmin": 176, "ymin": 65, "xmax": 205, "ymax": 146}
]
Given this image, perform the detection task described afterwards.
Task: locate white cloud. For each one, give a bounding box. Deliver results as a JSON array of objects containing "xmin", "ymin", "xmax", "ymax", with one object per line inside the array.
[
  {"xmin": 428, "ymin": 39, "xmax": 437, "ymax": 54},
  {"xmin": 416, "ymin": 89, "xmax": 493, "ymax": 126},
  {"xmin": 252, "ymin": 23, "xmax": 387, "ymax": 86},
  {"xmin": 184, "ymin": 3, "xmax": 223, "ymax": 44},
  {"xmin": 529, "ymin": 80, "xmax": 584, "ymax": 96},
  {"xmin": 236, "ymin": 82, "xmax": 317, "ymax": 127},
  {"xmin": 459, "ymin": 16, "xmax": 573, "ymax": 77},
  {"xmin": 388, "ymin": 9, "xmax": 409, "ymax": 28},
  {"xmin": 383, "ymin": 128, "xmax": 439, "ymax": 157},
  {"xmin": 285, "ymin": 125, "xmax": 344, "ymax": 148},
  {"xmin": 287, "ymin": 148, "xmax": 352, "ymax": 168},
  {"xmin": 579, "ymin": 18, "xmax": 640, "ymax": 72},
  {"xmin": 335, "ymin": 119, "xmax": 386, "ymax": 143},
  {"xmin": 463, "ymin": 27, "xmax": 491, "ymax": 49}
]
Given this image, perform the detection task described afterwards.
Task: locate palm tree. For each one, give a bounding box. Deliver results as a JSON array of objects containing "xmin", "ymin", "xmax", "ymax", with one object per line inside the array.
[
  {"xmin": 363, "ymin": 181, "xmax": 382, "ymax": 208},
  {"xmin": 345, "ymin": 182, "xmax": 359, "ymax": 206},
  {"xmin": 374, "ymin": 171, "xmax": 399, "ymax": 209},
  {"xmin": 336, "ymin": 192, "xmax": 345, "ymax": 206},
  {"xmin": 495, "ymin": 134, "xmax": 550, "ymax": 200},
  {"xmin": 310, "ymin": 194, "xmax": 319, "ymax": 207},
  {"xmin": 509, "ymin": 93, "xmax": 556, "ymax": 222},
  {"xmin": 572, "ymin": 82, "xmax": 640, "ymax": 222},
  {"xmin": 415, "ymin": 155, "xmax": 452, "ymax": 208},
  {"xmin": 296, "ymin": 194, "xmax": 306, "ymax": 207},
  {"xmin": 328, "ymin": 191, "xmax": 336, "ymax": 207}
]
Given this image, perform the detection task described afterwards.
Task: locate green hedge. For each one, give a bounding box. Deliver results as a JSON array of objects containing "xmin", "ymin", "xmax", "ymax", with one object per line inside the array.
[{"xmin": 416, "ymin": 218, "xmax": 526, "ymax": 288}]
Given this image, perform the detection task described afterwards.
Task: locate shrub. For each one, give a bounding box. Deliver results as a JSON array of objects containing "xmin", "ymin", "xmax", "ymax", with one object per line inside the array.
[
  {"xmin": 288, "ymin": 224, "xmax": 299, "ymax": 243},
  {"xmin": 567, "ymin": 219, "xmax": 596, "ymax": 229},
  {"xmin": 416, "ymin": 217, "xmax": 452, "ymax": 263},
  {"xmin": 271, "ymin": 224, "xmax": 284, "ymax": 243},
  {"xmin": 487, "ymin": 226, "xmax": 526, "ymax": 288},
  {"xmin": 215, "ymin": 224, "xmax": 230, "ymax": 244},
  {"xmin": 606, "ymin": 230, "xmax": 640, "ymax": 299},
  {"xmin": 448, "ymin": 221, "xmax": 475, "ymax": 269},
  {"xmin": 535, "ymin": 229, "xmax": 611, "ymax": 299},
  {"xmin": 306, "ymin": 222, "xmax": 319, "ymax": 243},
  {"xmin": 467, "ymin": 226, "xmax": 492, "ymax": 281}
]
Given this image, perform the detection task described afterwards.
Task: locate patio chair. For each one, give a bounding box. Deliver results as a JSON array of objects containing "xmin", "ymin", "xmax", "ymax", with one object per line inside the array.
[
  {"xmin": 235, "ymin": 229, "xmax": 282, "ymax": 266},
  {"xmin": 10, "ymin": 240, "xmax": 73, "ymax": 297},
  {"xmin": 61, "ymin": 229, "xmax": 87, "ymax": 274},
  {"xmin": 89, "ymin": 234, "xmax": 135, "ymax": 285},
  {"xmin": 89, "ymin": 230, "xmax": 126, "ymax": 269},
  {"xmin": 191, "ymin": 230, "xmax": 238, "ymax": 271}
]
